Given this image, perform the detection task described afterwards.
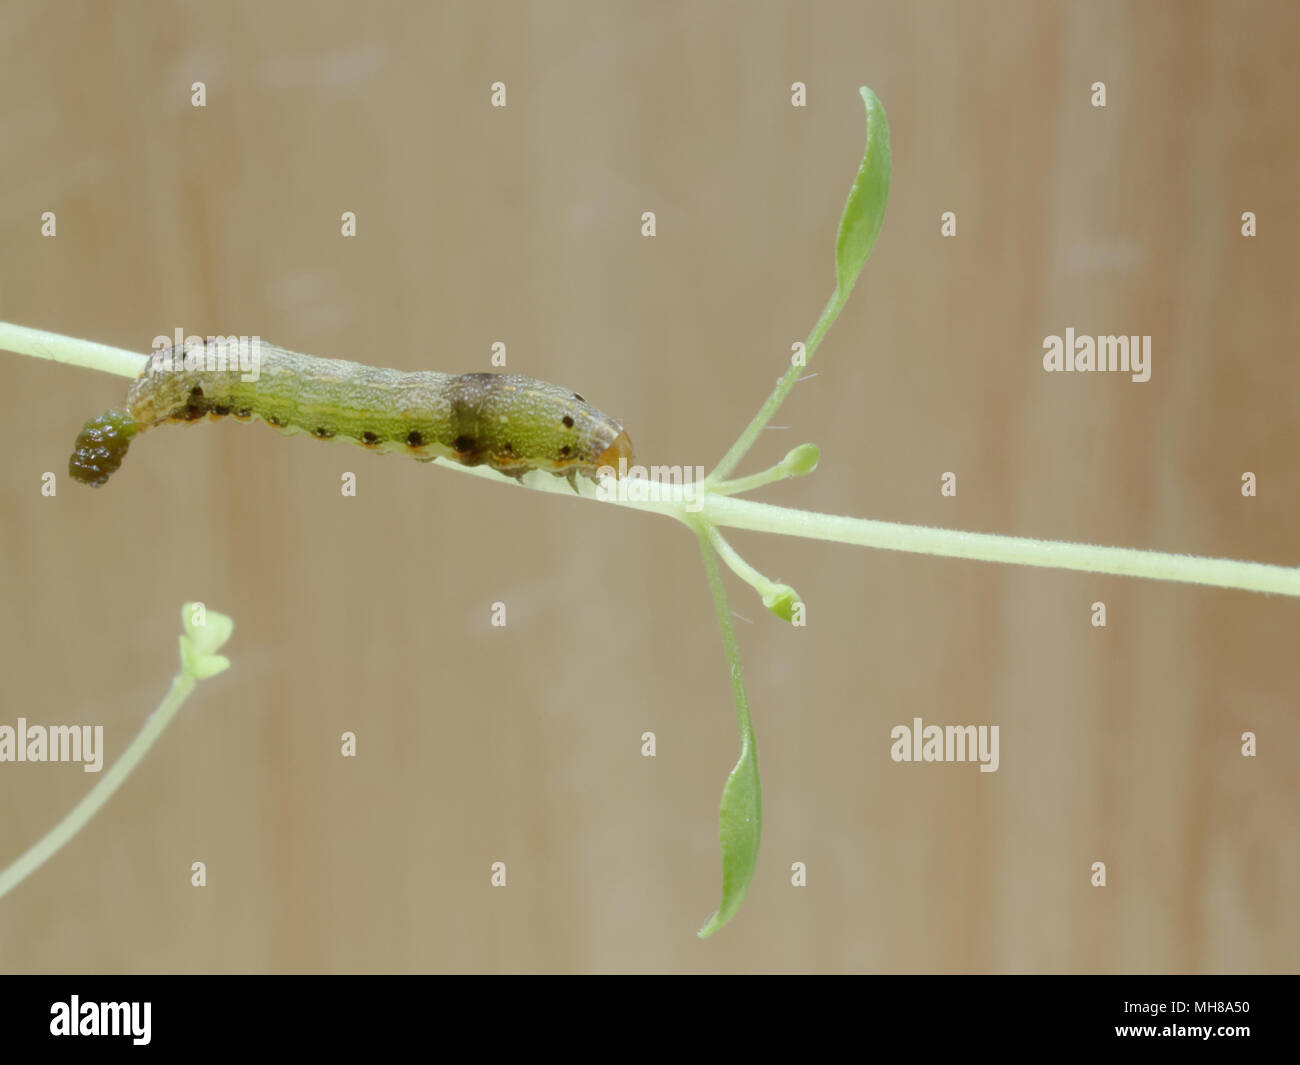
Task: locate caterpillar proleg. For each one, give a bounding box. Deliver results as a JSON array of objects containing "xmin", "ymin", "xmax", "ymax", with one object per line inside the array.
[{"xmin": 69, "ymin": 340, "xmax": 635, "ymax": 488}]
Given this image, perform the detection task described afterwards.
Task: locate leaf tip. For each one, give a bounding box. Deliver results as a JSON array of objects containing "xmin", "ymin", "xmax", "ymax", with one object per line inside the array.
[{"xmin": 833, "ymin": 83, "xmax": 892, "ymax": 295}]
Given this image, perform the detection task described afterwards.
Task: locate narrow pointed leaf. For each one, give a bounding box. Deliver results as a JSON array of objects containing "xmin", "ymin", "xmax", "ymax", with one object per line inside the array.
[
  {"xmin": 698, "ymin": 739, "xmax": 762, "ymax": 938},
  {"xmin": 834, "ymin": 86, "xmax": 892, "ymax": 297}
]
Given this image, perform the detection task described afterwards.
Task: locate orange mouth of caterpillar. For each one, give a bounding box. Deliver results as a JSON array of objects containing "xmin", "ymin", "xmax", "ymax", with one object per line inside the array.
[{"xmin": 595, "ymin": 431, "xmax": 635, "ymax": 476}]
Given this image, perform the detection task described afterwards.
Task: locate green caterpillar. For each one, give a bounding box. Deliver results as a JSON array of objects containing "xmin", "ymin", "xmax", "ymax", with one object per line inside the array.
[{"xmin": 69, "ymin": 340, "xmax": 635, "ymax": 488}]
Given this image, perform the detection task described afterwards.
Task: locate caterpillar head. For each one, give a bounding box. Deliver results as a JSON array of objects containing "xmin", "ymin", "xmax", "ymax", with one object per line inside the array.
[{"xmin": 595, "ymin": 429, "xmax": 635, "ymax": 477}]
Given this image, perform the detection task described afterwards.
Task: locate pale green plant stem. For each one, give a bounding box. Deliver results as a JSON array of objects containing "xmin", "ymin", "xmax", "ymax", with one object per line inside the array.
[
  {"xmin": 700, "ymin": 496, "xmax": 1300, "ymax": 597},
  {"xmin": 707, "ymin": 289, "xmax": 841, "ymax": 485},
  {"xmin": 4, "ymin": 321, "xmax": 1298, "ymax": 598},
  {"xmin": 0, "ymin": 604, "xmax": 230, "ymax": 901},
  {"xmin": 0, "ymin": 673, "xmax": 194, "ymax": 901},
  {"xmin": 708, "ymin": 460, "xmax": 806, "ymax": 497},
  {"xmin": 703, "ymin": 523, "xmax": 787, "ymax": 603},
  {"xmin": 704, "ymin": 523, "xmax": 770, "ymax": 590},
  {"xmin": 0, "ymin": 321, "xmax": 145, "ymax": 378}
]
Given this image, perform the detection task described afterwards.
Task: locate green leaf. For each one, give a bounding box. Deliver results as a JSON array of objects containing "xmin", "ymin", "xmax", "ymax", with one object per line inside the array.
[
  {"xmin": 178, "ymin": 602, "xmax": 234, "ymax": 680},
  {"xmin": 699, "ymin": 737, "xmax": 762, "ymax": 938},
  {"xmin": 694, "ymin": 530, "xmax": 764, "ymax": 938},
  {"xmin": 834, "ymin": 86, "xmax": 892, "ymax": 297}
]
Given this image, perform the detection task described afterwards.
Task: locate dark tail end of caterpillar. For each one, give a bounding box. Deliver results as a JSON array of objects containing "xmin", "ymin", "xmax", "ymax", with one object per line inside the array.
[{"xmin": 70, "ymin": 410, "xmax": 138, "ymax": 486}]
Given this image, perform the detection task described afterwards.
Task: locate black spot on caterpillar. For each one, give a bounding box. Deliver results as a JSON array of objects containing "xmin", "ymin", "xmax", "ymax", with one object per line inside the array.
[{"xmin": 68, "ymin": 341, "xmax": 635, "ymax": 488}]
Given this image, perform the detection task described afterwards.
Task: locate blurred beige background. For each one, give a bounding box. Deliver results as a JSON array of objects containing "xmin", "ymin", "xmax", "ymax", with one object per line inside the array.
[{"xmin": 1, "ymin": 0, "xmax": 1296, "ymax": 973}]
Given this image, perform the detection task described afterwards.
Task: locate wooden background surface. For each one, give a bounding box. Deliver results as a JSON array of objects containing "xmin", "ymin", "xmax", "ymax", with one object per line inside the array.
[{"xmin": 0, "ymin": 0, "xmax": 1296, "ymax": 972}]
